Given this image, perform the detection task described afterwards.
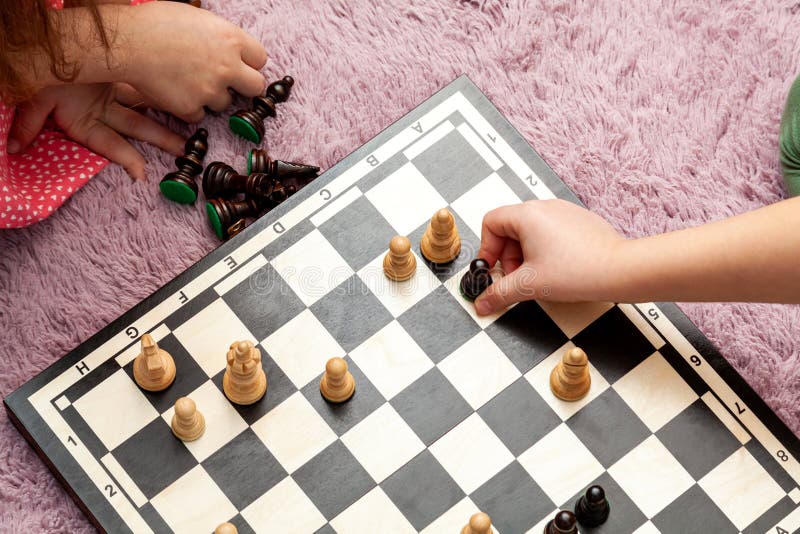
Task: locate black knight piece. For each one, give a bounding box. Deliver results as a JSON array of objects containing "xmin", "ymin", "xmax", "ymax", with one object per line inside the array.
[
  {"xmin": 248, "ymin": 148, "xmax": 319, "ymax": 179},
  {"xmin": 229, "ymin": 76, "xmax": 294, "ymax": 144},
  {"xmin": 159, "ymin": 128, "xmax": 208, "ymax": 204},
  {"xmin": 575, "ymin": 485, "xmax": 610, "ymax": 527},
  {"xmin": 202, "ymin": 162, "xmax": 299, "ymax": 203},
  {"xmin": 459, "ymin": 258, "xmax": 493, "ymax": 301},
  {"xmin": 544, "ymin": 510, "xmax": 578, "ymax": 534}
]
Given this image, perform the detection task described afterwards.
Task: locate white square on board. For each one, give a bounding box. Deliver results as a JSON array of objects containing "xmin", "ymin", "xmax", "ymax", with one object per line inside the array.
[
  {"xmin": 241, "ymin": 476, "xmax": 326, "ymax": 533},
  {"xmin": 54, "ymin": 395, "xmax": 70, "ymax": 411},
  {"xmin": 450, "ymin": 172, "xmax": 522, "ymax": 238},
  {"xmin": 330, "ymin": 486, "xmax": 416, "ymax": 534},
  {"xmin": 73, "ymin": 369, "xmax": 158, "ymax": 451},
  {"xmin": 632, "ymin": 521, "xmax": 661, "ymax": 534},
  {"xmin": 251, "ymin": 391, "xmax": 337, "ymax": 474},
  {"xmin": 698, "ymin": 447, "xmax": 784, "ymax": 530},
  {"xmin": 262, "ymin": 308, "xmax": 345, "ymax": 389},
  {"xmin": 443, "ymin": 262, "xmax": 507, "ymax": 329},
  {"xmin": 341, "ymin": 403, "xmax": 425, "ymax": 484},
  {"xmin": 608, "ymin": 435, "xmax": 694, "ymax": 518},
  {"xmin": 160, "ymin": 381, "xmax": 247, "ymax": 463},
  {"xmin": 172, "ymin": 298, "xmax": 255, "ymax": 378},
  {"xmin": 536, "ymin": 300, "xmax": 614, "ymax": 338},
  {"xmin": 364, "ymin": 162, "xmax": 447, "ymax": 236},
  {"xmin": 614, "ymin": 352, "xmax": 697, "ymax": 432},
  {"xmin": 438, "ymin": 331, "xmax": 520, "ymax": 410},
  {"xmin": 429, "ymin": 413, "xmax": 514, "ymax": 494},
  {"xmin": 349, "ymin": 321, "xmax": 434, "ymax": 401},
  {"xmin": 357, "ymin": 251, "xmax": 441, "ymax": 318},
  {"xmin": 150, "ymin": 465, "xmax": 237, "ymax": 534},
  {"xmin": 525, "ymin": 342, "xmax": 610, "ymax": 421},
  {"xmin": 421, "ymin": 497, "xmax": 497, "ymax": 534},
  {"xmin": 517, "ymin": 423, "xmax": 605, "ymax": 506},
  {"xmin": 270, "ymin": 228, "xmax": 354, "ymax": 306},
  {"xmin": 790, "ymin": 487, "xmax": 800, "ymax": 504}
]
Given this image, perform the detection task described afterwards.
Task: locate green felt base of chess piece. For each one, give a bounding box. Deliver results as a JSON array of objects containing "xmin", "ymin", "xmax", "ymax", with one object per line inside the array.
[
  {"xmin": 206, "ymin": 201, "xmax": 225, "ymax": 239},
  {"xmin": 160, "ymin": 179, "xmax": 198, "ymax": 204},
  {"xmin": 779, "ymin": 73, "xmax": 800, "ymax": 197},
  {"xmin": 229, "ymin": 115, "xmax": 261, "ymax": 144}
]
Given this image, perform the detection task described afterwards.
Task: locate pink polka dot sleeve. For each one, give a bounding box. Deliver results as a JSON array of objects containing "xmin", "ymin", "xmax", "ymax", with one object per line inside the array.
[{"xmin": 1, "ymin": 0, "xmax": 153, "ymax": 229}]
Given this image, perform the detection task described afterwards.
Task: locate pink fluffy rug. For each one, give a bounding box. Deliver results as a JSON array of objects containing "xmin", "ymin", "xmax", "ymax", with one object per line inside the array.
[{"xmin": 2, "ymin": 0, "xmax": 799, "ymax": 531}]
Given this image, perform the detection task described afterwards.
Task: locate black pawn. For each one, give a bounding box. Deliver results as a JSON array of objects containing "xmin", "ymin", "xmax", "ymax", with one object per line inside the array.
[
  {"xmin": 160, "ymin": 128, "xmax": 208, "ymax": 204},
  {"xmin": 459, "ymin": 258, "xmax": 493, "ymax": 301},
  {"xmin": 206, "ymin": 197, "xmax": 264, "ymax": 239},
  {"xmin": 544, "ymin": 510, "xmax": 578, "ymax": 534},
  {"xmin": 203, "ymin": 162, "xmax": 298, "ymax": 203},
  {"xmin": 229, "ymin": 75, "xmax": 294, "ymax": 143},
  {"xmin": 249, "ymin": 148, "xmax": 319, "ymax": 180},
  {"xmin": 575, "ymin": 485, "xmax": 610, "ymax": 527}
]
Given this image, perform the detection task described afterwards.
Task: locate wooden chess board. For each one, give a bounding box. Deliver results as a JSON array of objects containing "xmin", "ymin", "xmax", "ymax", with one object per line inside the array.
[{"xmin": 6, "ymin": 76, "xmax": 800, "ymax": 534}]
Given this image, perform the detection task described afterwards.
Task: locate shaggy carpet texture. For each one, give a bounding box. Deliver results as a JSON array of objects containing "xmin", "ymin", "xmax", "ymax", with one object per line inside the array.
[{"xmin": 1, "ymin": 0, "xmax": 800, "ymax": 531}]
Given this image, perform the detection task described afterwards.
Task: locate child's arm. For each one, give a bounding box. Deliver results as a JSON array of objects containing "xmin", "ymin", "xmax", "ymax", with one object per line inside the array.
[
  {"xmin": 11, "ymin": 2, "xmax": 267, "ymax": 122},
  {"xmin": 474, "ymin": 196, "xmax": 800, "ymax": 314}
]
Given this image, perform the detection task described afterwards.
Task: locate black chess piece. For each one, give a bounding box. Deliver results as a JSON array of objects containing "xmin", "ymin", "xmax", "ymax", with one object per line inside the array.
[
  {"xmin": 202, "ymin": 162, "xmax": 299, "ymax": 203},
  {"xmin": 248, "ymin": 148, "xmax": 319, "ymax": 179},
  {"xmin": 575, "ymin": 485, "xmax": 610, "ymax": 527},
  {"xmin": 229, "ymin": 76, "xmax": 294, "ymax": 143},
  {"xmin": 206, "ymin": 197, "xmax": 264, "ymax": 239},
  {"xmin": 160, "ymin": 128, "xmax": 208, "ymax": 204},
  {"xmin": 459, "ymin": 258, "xmax": 493, "ymax": 301},
  {"xmin": 544, "ymin": 510, "xmax": 578, "ymax": 534}
]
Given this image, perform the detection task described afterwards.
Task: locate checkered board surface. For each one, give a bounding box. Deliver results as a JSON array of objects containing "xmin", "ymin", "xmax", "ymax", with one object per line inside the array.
[{"xmin": 6, "ymin": 76, "xmax": 800, "ymax": 534}]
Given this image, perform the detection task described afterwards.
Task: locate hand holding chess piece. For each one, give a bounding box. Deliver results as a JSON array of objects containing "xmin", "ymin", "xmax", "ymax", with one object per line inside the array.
[{"xmin": 223, "ymin": 341, "xmax": 267, "ymax": 405}]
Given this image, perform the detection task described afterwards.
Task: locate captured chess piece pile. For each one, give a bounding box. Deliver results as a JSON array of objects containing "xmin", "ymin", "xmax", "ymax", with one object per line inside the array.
[{"xmin": 159, "ymin": 75, "xmax": 320, "ymax": 240}]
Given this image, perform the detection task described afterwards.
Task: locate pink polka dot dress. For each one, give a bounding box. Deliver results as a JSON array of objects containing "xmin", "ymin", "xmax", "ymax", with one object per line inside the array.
[{"xmin": 0, "ymin": 0, "xmax": 149, "ymax": 229}]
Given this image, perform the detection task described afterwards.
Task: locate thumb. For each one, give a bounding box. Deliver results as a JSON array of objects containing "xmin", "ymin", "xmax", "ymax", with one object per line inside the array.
[
  {"xmin": 475, "ymin": 264, "xmax": 539, "ymax": 316},
  {"xmin": 9, "ymin": 99, "xmax": 53, "ymax": 153}
]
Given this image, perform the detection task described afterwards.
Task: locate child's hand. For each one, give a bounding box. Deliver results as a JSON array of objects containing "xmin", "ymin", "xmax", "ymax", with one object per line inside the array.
[
  {"xmin": 474, "ymin": 199, "xmax": 626, "ymax": 314},
  {"xmin": 10, "ymin": 83, "xmax": 185, "ymax": 180},
  {"xmin": 121, "ymin": 2, "xmax": 268, "ymax": 123}
]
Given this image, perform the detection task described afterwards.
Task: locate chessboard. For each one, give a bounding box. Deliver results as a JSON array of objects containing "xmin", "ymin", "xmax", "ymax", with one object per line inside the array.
[{"xmin": 6, "ymin": 76, "xmax": 800, "ymax": 534}]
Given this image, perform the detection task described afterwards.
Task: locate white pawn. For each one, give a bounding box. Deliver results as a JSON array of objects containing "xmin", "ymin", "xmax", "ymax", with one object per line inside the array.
[
  {"xmin": 214, "ymin": 522, "xmax": 238, "ymax": 534},
  {"xmin": 461, "ymin": 512, "xmax": 492, "ymax": 534},
  {"xmin": 223, "ymin": 340, "xmax": 267, "ymax": 405},
  {"xmin": 171, "ymin": 397, "xmax": 205, "ymax": 442}
]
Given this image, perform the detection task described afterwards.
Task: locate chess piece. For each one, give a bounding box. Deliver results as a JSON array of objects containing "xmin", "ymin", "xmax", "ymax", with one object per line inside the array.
[
  {"xmin": 461, "ymin": 512, "xmax": 492, "ymax": 534},
  {"xmin": 420, "ymin": 208, "xmax": 461, "ymax": 264},
  {"xmin": 223, "ymin": 341, "xmax": 267, "ymax": 405},
  {"xmin": 544, "ymin": 510, "xmax": 578, "ymax": 534},
  {"xmin": 460, "ymin": 258, "xmax": 493, "ymax": 301},
  {"xmin": 575, "ymin": 485, "xmax": 610, "ymax": 527},
  {"xmin": 160, "ymin": 128, "xmax": 208, "ymax": 204},
  {"xmin": 550, "ymin": 347, "xmax": 591, "ymax": 401},
  {"xmin": 214, "ymin": 522, "xmax": 238, "ymax": 534},
  {"xmin": 132, "ymin": 334, "xmax": 176, "ymax": 392},
  {"xmin": 203, "ymin": 162, "xmax": 299, "ymax": 203},
  {"xmin": 320, "ymin": 357, "xmax": 355, "ymax": 403},
  {"xmin": 170, "ymin": 397, "xmax": 205, "ymax": 441},
  {"xmin": 248, "ymin": 148, "xmax": 320, "ymax": 179},
  {"xmin": 206, "ymin": 197, "xmax": 265, "ymax": 239},
  {"xmin": 383, "ymin": 235, "xmax": 416, "ymax": 281},
  {"xmin": 229, "ymin": 75, "xmax": 294, "ymax": 143}
]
